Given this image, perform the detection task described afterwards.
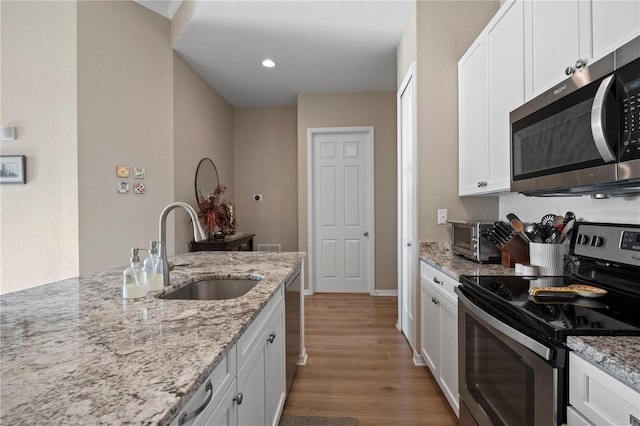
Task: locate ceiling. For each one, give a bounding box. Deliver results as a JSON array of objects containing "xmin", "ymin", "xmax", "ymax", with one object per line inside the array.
[{"xmin": 137, "ymin": 1, "xmax": 411, "ymax": 107}]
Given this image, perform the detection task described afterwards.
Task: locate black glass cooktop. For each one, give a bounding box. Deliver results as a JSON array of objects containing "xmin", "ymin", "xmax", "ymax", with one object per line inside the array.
[{"xmin": 458, "ymin": 275, "xmax": 640, "ymax": 344}]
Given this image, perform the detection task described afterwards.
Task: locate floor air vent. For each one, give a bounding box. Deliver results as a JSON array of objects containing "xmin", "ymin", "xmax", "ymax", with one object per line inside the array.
[{"xmin": 257, "ymin": 244, "xmax": 281, "ymax": 252}]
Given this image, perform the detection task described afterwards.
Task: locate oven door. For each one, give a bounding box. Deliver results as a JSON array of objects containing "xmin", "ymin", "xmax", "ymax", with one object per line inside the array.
[{"xmin": 457, "ymin": 289, "xmax": 564, "ymax": 426}]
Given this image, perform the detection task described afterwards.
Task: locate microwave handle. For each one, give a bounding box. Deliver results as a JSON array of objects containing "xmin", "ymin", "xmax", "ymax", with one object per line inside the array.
[{"xmin": 590, "ymin": 74, "xmax": 616, "ymax": 163}]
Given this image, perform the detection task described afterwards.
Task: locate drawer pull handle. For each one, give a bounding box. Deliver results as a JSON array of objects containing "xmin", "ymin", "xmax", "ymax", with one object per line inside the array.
[
  {"xmin": 179, "ymin": 380, "xmax": 213, "ymax": 425},
  {"xmin": 233, "ymin": 392, "xmax": 244, "ymax": 405},
  {"xmin": 267, "ymin": 332, "xmax": 276, "ymax": 344},
  {"xmin": 433, "ymin": 277, "xmax": 442, "ymax": 285}
]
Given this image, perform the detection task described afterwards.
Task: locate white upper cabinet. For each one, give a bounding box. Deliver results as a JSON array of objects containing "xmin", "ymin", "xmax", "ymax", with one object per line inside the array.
[
  {"xmin": 525, "ymin": 0, "xmax": 585, "ymax": 99},
  {"xmin": 591, "ymin": 1, "xmax": 640, "ymax": 63},
  {"xmin": 459, "ymin": 37, "xmax": 490, "ymax": 196},
  {"xmin": 459, "ymin": 0, "xmax": 524, "ymax": 196},
  {"xmin": 525, "ymin": 0, "xmax": 640, "ymax": 100},
  {"xmin": 458, "ymin": 0, "xmax": 640, "ymax": 196},
  {"xmin": 487, "ymin": 0, "xmax": 524, "ymax": 193}
]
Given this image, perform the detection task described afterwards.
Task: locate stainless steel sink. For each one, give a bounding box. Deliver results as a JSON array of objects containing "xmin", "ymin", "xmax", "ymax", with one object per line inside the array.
[{"xmin": 162, "ymin": 278, "xmax": 262, "ymax": 300}]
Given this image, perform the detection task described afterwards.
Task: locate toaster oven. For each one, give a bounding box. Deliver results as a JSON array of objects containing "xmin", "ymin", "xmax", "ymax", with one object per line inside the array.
[{"xmin": 447, "ymin": 220, "xmax": 501, "ymax": 263}]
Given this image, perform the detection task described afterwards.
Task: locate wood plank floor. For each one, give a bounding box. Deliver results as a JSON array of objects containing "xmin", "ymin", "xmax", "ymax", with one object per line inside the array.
[{"xmin": 282, "ymin": 293, "xmax": 458, "ymax": 426}]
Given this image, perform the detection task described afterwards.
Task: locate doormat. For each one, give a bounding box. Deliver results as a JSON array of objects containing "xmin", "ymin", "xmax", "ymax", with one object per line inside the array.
[{"xmin": 279, "ymin": 416, "xmax": 360, "ymax": 426}]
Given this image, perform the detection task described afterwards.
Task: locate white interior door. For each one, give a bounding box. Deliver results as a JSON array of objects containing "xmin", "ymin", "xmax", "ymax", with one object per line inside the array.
[
  {"xmin": 398, "ymin": 63, "xmax": 417, "ymax": 351},
  {"xmin": 310, "ymin": 127, "xmax": 374, "ymax": 294}
]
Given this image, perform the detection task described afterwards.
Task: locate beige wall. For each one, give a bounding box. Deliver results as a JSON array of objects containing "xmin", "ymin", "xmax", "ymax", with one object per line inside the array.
[
  {"xmin": 173, "ymin": 52, "xmax": 234, "ymax": 254},
  {"xmin": 234, "ymin": 107, "xmax": 298, "ymax": 251},
  {"xmin": 0, "ymin": 1, "xmax": 79, "ymax": 294},
  {"xmin": 297, "ymin": 92, "xmax": 397, "ymax": 292},
  {"xmin": 416, "ymin": 1, "xmax": 499, "ymax": 243},
  {"xmin": 77, "ymin": 1, "xmax": 175, "ymax": 274},
  {"xmin": 397, "ymin": 0, "xmax": 417, "ymax": 87}
]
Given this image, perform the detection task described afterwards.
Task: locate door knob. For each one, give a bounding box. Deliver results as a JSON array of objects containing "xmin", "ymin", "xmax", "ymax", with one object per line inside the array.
[
  {"xmin": 407, "ymin": 242, "xmax": 412, "ymax": 247},
  {"xmin": 363, "ymin": 231, "xmax": 369, "ymax": 236}
]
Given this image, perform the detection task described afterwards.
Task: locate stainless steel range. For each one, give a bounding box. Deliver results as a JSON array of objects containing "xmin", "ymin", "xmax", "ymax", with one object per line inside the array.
[{"xmin": 455, "ymin": 222, "xmax": 640, "ymax": 426}]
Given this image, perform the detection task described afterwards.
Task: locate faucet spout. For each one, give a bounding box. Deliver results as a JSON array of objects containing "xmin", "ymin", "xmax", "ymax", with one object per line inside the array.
[{"xmin": 158, "ymin": 202, "xmax": 207, "ymax": 286}]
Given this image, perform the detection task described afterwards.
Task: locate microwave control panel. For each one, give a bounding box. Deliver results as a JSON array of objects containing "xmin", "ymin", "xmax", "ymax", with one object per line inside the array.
[{"xmin": 619, "ymin": 59, "xmax": 640, "ymax": 161}]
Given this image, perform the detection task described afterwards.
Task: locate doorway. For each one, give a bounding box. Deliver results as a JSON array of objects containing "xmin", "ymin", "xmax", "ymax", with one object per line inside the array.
[
  {"xmin": 308, "ymin": 127, "xmax": 375, "ymax": 294},
  {"xmin": 397, "ymin": 63, "xmax": 418, "ymax": 353}
]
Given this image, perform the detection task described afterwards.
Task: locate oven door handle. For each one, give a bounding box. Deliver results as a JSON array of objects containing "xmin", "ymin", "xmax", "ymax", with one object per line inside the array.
[
  {"xmin": 457, "ymin": 290, "xmax": 553, "ymax": 361},
  {"xmin": 590, "ymin": 74, "xmax": 616, "ymax": 163}
]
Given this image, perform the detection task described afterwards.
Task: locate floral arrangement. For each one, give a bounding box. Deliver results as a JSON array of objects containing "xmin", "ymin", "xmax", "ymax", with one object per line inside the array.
[{"xmin": 197, "ymin": 184, "xmax": 237, "ymax": 236}]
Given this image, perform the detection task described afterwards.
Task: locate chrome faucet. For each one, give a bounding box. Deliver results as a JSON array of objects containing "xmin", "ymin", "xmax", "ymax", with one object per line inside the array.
[{"xmin": 158, "ymin": 202, "xmax": 208, "ymax": 286}]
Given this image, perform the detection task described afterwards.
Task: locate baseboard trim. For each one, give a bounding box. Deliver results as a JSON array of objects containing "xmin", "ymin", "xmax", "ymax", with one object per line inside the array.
[
  {"xmin": 373, "ymin": 290, "xmax": 398, "ymax": 296},
  {"xmin": 303, "ymin": 289, "xmax": 314, "ymax": 296},
  {"xmin": 298, "ymin": 348, "xmax": 308, "ymax": 366},
  {"xmin": 413, "ymin": 352, "xmax": 427, "ymax": 366}
]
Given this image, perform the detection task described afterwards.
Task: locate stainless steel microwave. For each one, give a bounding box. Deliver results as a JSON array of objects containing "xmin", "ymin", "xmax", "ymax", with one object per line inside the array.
[{"xmin": 510, "ymin": 36, "xmax": 640, "ymax": 197}]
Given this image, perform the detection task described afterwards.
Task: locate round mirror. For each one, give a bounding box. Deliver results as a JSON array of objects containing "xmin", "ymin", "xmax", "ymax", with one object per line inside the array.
[{"xmin": 195, "ymin": 158, "xmax": 219, "ymax": 202}]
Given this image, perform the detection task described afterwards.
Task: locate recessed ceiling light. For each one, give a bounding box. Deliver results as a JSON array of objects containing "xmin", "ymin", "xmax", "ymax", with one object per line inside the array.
[{"xmin": 261, "ymin": 59, "xmax": 277, "ymax": 68}]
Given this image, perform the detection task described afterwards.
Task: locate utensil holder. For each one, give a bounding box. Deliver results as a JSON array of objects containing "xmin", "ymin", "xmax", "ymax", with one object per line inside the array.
[
  {"xmin": 497, "ymin": 236, "xmax": 530, "ymax": 268},
  {"xmin": 529, "ymin": 242, "xmax": 568, "ymax": 275}
]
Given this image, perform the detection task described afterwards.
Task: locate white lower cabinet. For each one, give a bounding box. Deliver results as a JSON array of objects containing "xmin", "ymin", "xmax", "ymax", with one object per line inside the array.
[
  {"xmin": 419, "ymin": 261, "xmax": 459, "ymax": 416},
  {"xmin": 173, "ymin": 288, "xmax": 286, "ymax": 426},
  {"xmin": 568, "ymin": 352, "xmax": 640, "ymax": 426},
  {"xmin": 207, "ymin": 380, "xmax": 238, "ymax": 426},
  {"xmin": 265, "ymin": 302, "xmax": 286, "ymax": 426},
  {"xmin": 171, "ymin": 346, "xmax": 237, "ymax": 426},
  {"xmin": 237, "ymin": 300, "xmax": 286, "ymax": 426}
]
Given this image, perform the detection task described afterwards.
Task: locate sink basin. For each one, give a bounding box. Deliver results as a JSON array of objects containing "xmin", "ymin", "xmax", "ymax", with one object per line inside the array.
[{"xmin": 162, "ymin": 278, "xmax": 262, "ymax": 300}]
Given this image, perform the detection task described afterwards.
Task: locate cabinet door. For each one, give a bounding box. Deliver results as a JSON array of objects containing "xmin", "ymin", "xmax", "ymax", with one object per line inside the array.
[
  {"xmin": 204, "ymin": 380, "xmax": 238, "ymax": 426},
  {"xmin": 591, "ymin": 0, "xmax": 640, "ymax": 62},
  {"xmin": 420, "ymin": 280, "xmax": 440, "ymax": 375},
  {"xmin": 527, "ymin": 0, "xmax": 582, "ymax": 98},
  {"xmin": 265, "ymin": 305, "xmax": 286, "ymax": 426},
  {"xmin": 458, "ymin": 37, "xmax": 490, "ymax": 195},
  {"xmin": 237, "ymin": 339, "xmax": 266, "ymax": 426},
  {"xmin": 439, "ymin": 295, "xmax": 459, "ymax": 417},
  {"xmin": 486, "ymin": 0, "xmax": 524, "ymax": 193},
  {"xmin": 569, "ymin": 353, "xmax": 640, "ymax": 426}
]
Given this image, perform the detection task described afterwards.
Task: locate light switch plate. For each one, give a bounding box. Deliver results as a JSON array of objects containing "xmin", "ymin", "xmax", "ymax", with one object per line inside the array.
[
  {"xmin": 437, "ymin": 209, "xmax": 447, "ymax": 224},
  {"xmin": 2, "ymin": 126, "xmax": 17, "ymax": 140}
]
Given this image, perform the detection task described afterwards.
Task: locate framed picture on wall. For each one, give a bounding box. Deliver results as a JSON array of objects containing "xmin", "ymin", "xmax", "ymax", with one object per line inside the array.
[{"xmin": 0, "ymin": 155, "xmax": 26, "ymax": 184}]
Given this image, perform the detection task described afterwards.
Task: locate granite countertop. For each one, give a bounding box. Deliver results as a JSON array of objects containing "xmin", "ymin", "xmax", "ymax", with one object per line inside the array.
[
  {"xmin": 419, "ymin": 242, "xmax": 515, "ymax": 280},
  {"xmin": 0, "ymin": 251, "xmax": 305, "ymax": 425},
  {"xmin": 567, "ymin": 336, "xmax": 640, "ymax": 393}
]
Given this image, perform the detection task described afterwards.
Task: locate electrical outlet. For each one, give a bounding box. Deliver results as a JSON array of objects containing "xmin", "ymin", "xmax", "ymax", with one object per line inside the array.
[
  {"xmin": 253, "ymin": 194, "xmax": 263, "ymax": 202},
  {"xmin": 437, "ymin": 209, "xmax": 448, "ymax": 224}
]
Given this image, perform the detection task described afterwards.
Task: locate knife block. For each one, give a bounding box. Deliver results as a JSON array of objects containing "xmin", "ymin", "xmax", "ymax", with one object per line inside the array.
[{"xmin": 497, "ymin": 236, "xmax": 530, "ymax": 268}]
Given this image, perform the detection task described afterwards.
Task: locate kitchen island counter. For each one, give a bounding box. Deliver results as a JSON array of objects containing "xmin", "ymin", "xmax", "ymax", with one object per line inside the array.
[
  {"xmin": 567, "ymin": 335, "xmax": 640, "ymax": 393},
  {"xmin": 419, "ymin": 241, "xmax": 515, "ymax": 281},
  {"xmin": 0, "ymin": 251, "xmax": 305, "ymax": 425}
]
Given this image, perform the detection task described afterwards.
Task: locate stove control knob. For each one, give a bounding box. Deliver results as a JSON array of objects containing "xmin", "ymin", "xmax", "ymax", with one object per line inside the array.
[
  {"xmin": 591, "ymin": 236, "xmax": 604, "ymax": 247},
  {"xmin": 577, "ymin": 234, "xmax": 590, "ymax": 245}
]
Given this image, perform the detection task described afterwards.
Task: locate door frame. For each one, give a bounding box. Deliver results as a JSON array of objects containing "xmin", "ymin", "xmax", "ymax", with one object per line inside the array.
[
  {"xmin": 307, "ymin": 126, "xmax": 375, "ymax": 295},
  {"xmin": 397, "ymin": 62, "xmax": 418, "ymax": 353}
]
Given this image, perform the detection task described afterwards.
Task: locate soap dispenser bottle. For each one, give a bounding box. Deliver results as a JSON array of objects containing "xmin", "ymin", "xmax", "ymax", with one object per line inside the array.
[
  {"xmin": 123, "ymin": 248, "xmax": 147, "ymax": 299},
  {"xmin": 144, "ymin": 241, "xmax": 163, "ymax": 291}
]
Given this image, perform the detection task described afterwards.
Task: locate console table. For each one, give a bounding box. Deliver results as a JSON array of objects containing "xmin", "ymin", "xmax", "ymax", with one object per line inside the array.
[{"xmin": 190, "ymin": 233, "xmax": 255, "ymax": 252}]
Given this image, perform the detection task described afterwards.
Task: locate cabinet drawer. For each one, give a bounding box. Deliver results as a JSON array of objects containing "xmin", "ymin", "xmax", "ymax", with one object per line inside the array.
[
  {"xmin": 569, "ymin": 352, "xmax": 640, "ymax": 426},
  {"xmin": 237, "ymin": 287, "xmax": 284, "ymax": 370},
  {"xmin": 172, "ymin": 345, "xmax": 237, "ymax": 426},
  {"xmin": 420, "ymin": 261, "xmax": 458, "ymax": 301}
]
